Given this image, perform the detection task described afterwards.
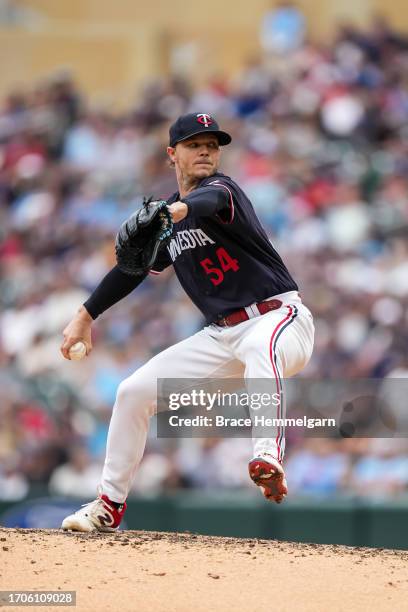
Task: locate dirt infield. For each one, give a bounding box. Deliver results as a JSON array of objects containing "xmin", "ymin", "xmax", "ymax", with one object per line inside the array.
[{"xmin": 0, "ymin": 528, "xmax": 407, "ymax": 611}]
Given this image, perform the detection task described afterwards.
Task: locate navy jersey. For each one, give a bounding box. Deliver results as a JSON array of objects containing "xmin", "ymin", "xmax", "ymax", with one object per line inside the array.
[{"xmin": 151, "ymin": 172, "xmax": 298, "ymax": 324}]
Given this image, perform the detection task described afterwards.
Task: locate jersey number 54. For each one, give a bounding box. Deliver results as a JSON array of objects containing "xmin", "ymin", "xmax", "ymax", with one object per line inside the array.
[{"xmin": 200, "ymin": 247, "xmax": 240, "ymax": 286}]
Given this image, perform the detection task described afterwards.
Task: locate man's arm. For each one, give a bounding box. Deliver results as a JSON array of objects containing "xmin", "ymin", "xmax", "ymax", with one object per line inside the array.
[
  {"xmin": 60, "ymin": 265, "xmax": 147, "ymax": 360},
  {"xmin": 179, "ymin": 184, "xmax": 232, "ymax": 219},
  {"xmin": 83, "ymin": 265, "xmax": 148, "ymax": 319}
]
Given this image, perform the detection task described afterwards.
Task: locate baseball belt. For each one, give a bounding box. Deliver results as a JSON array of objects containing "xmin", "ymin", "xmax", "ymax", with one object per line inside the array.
[{"xmin": 215, "ymin": 298, "xmax": 283, "ymax": 328}]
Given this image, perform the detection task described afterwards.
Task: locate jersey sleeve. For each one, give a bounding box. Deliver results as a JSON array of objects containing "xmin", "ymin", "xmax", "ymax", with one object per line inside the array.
[
  {"xmin": 184, "ymin": 178, "xmax": 235, "ymax": 224},
  {"xmin": 204, "ymin": 179, "xmax": 235, "ymax": 224},
  {"xmin": 149, "ymin": 245, "xmax": 173, "ymax": 275}
]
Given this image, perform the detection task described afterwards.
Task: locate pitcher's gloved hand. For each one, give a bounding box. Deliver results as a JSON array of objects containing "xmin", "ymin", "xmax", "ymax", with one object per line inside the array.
[{"xmin": 115, "ymin": 198, "xmax": 173, "ymax": 276}]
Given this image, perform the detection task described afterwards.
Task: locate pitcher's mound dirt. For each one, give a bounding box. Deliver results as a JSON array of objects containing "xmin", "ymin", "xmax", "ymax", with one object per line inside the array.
[{"xmin": 0, "ymin": 528, "xmax": 407, "ymax": 611}]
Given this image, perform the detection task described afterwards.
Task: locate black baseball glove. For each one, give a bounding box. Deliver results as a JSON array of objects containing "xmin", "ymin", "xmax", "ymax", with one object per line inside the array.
[{"xmin": 115, "ymin": 197, "xmax": 173, "ymax": 276}]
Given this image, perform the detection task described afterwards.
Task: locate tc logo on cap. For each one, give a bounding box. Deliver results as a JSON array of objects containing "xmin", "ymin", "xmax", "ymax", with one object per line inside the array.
[{"xmin": 196, "ymin": 113, "xmax": 213, "ymax": 127}]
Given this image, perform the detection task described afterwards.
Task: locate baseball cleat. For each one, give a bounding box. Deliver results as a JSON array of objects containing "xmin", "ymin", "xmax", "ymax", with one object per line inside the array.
[
  {"xmin": 248, "ymin": 455, "xmax": 288, "ymax": 504},
  {"xmin": 61, "ymin": 492, "xmax": 126, "ymax": 532}
]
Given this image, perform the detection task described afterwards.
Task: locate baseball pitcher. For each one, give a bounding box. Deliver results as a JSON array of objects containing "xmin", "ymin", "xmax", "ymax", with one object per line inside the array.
[{"xmin": 60, "ymin": 113, "xmax": 315, "ymax": 531}]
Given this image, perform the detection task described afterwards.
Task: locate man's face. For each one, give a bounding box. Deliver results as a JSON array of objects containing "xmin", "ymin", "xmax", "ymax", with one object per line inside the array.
[{"xmin": 167, "ymin": 134, "xmax": 221, "ymax": 180}]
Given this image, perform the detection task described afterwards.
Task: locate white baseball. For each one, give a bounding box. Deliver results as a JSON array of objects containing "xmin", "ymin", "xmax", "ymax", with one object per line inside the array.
[{"xmin": 68, "ymin": 341, "xmax": 87, "ymax": 361}]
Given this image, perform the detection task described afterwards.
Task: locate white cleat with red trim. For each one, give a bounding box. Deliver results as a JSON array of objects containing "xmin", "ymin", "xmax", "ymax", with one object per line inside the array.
[
  {"xmin": 248, "ymin": 453, "xmax": 288, "ymax": 504},
  {"xmin": 61, "ymin": 491, "xmax": 126, "ymax": 532}
]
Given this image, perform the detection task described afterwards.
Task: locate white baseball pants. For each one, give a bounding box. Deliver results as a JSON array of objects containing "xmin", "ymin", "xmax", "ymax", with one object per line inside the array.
[{"xmin": 101, "ymin": 291, "xmax": 315, "ymax": 502}]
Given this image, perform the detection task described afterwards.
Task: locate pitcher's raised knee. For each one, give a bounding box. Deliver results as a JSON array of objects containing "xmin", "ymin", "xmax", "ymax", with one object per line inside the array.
[{"xmin": 115, "ymin": 374, "xmax": 156, "ymax": 415}]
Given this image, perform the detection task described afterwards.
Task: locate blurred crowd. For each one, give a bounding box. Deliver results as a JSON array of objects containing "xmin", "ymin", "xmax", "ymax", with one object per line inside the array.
[{"xmin": 1, "ymin": 11, "xmax": 408, "ymax": 503}]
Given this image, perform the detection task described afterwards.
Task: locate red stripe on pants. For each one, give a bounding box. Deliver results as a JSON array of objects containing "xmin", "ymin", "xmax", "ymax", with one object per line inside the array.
[{"xmin": 268, "ymin": 306, "xmax": 293, "ymax": 462}]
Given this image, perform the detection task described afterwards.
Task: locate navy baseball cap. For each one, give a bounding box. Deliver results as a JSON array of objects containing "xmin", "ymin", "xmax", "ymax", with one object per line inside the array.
[{"xmin": 169, "ymin": 113, "xmax": 232, "ymax": 147}]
